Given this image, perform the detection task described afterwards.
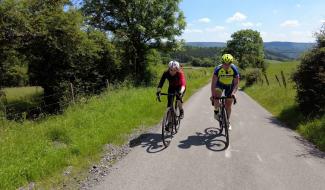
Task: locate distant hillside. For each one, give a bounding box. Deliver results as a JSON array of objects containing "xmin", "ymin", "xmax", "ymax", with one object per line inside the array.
[
  {"xmin": 186, "ymin": 42, "xmax": 315, "ymax": 60},
  {"xmin": 186, "ymin": 42, "xmax": 226, "ymax": 48},
  {"xmin": 264, "ymin": 42, "xmax": 314, "ymax": 59}
]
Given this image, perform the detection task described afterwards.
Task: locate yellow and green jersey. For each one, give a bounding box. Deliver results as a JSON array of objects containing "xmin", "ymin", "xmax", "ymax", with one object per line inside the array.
[{"xmin": 214, "ymin": 64, "xmax": 240, "ymax": 85}]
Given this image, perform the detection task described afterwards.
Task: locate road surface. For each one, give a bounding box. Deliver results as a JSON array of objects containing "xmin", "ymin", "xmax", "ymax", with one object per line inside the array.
[{"xmin": 94, "ymin": 84, "xmax": 325, "ymax": 190}]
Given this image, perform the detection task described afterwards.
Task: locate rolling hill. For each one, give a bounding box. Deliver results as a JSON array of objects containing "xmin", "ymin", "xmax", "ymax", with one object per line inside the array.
[{"xmin": 186, "ymin": 42, "xmax": 315, "ymax": 60}]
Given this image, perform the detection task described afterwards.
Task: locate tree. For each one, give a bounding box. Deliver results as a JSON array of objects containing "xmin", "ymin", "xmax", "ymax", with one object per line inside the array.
[
  {"xmin": 224, "ymin": 29, "xmax": 265, "ymax": 70},
  {"xmin": 0, "ymin": 0, "xmax": 30, "ymax": 87},
  {"xmin": 82, "ymin": 0, "xmax": 186, "ymax": 84},
  {"xmin": 293, "ymin": 25, "xmax": 325, "ymax": 117}
]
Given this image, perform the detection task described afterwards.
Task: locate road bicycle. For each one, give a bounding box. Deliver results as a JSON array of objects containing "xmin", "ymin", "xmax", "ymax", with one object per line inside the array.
[
  {"xmin": 212, "ymin": 95, "xmax": 236, "ymax": 149},
  {"xmin": 157, "ymin": 92, "xmax": 182, "ymax": 147}
]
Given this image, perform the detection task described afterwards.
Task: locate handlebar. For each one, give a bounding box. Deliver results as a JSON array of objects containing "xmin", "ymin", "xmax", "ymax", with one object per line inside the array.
[
  {"xmin": 156, "ymin": 92, "xmax": 181, "ymax": 102},
  {"xmin": 212, "ymin": 95, "xmax": 237, "ymax": 105}
]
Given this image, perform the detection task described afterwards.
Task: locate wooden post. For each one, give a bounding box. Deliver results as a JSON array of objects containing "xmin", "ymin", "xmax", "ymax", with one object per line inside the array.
[
  {"xmin": 275, "ymin": 75, "xmax": 281, "ymax": 87},
  {"xmin": 70, "ymin": 83, "xmax": 75, "ymax": 104},
  {"xmin": 281, "ymin": 71, "xmax": 287, "ymax": 88},
  {"xmin": 263, "ymin": 73, "xmax": 269, "ymax": 86},
  {"xmin": 0, "ymin": 90, "xmax": 7, "ymax": 119},
  {"xmin": 106, "ymin": 79, "xmax": 109, "ymax": 88}
]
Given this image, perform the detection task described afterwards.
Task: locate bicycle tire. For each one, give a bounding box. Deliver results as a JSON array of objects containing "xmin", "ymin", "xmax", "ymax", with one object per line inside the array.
[
  {"xmin": 174, "ymin": 103, "xmax": 181, "ymax": 133},
  {"xmin": 162, "ymin": 108, "xmax": 173, "ymax": 147},
  {"xmin": 223, "ymin": 108, "xmax": 230, "ymax": 148}
]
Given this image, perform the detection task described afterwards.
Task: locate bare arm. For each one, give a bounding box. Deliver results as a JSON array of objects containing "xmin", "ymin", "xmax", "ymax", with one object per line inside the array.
[
  {"xmin": 211, "ymin": 74, "xmax": 218, "ymax": 97},
  {"xmin": 232, "ymin": 76, "xmax": 240, "ymax": 95}
]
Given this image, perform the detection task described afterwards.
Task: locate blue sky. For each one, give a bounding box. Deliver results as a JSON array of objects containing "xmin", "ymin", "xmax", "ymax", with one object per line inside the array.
[{"xmin": 180, "ymin": 0, "xmax": 325, "ymax": 42}]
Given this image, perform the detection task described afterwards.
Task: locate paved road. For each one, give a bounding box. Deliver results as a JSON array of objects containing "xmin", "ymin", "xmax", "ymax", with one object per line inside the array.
[{"xmin": 94, "ymin": 84, "xmax": 325, "ymax": 190}]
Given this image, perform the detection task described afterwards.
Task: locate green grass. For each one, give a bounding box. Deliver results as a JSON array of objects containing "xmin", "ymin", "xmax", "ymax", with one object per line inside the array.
[
  {"xmin": 243, "ymin": 60, "xmax": 325, "ymax": 151},
  {"xmin": 243, "ymin": 60, "xmax": 302, "ymax": 128},
  {"xmin": 298, "ymin": 115, "xmax": 325, "ymax": 151},
  {"xmin": 0, "ymin": 67, "xmax": 212, "ymax": 190},
  {"xmin": 1, "ymin": 87, "xmax": 44, "ymax": 119},
  {"xmin": 2, "ymin": 86, "xmax": 43, "ymax": 104}
]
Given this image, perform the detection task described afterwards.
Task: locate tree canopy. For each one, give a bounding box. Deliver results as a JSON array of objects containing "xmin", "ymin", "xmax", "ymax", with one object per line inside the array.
[
  {"xmin": 224, "ymin": 29, "xmax": 265, "ymax": 70},
  {"xmin": 82, "ymin": 0, "xmax": 186, "ymax": 83}
]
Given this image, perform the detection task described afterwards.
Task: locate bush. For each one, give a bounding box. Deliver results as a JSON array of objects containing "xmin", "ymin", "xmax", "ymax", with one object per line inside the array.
[
  {"xmin": 293, "ymin": 48, "xmax": 325, "ymax": 117},
  {"xmin": 293, "ymin": 25, "xmax": 325, "ymax": 117},
  {"xmin": 243, "ymin": 68, "xmax": 262, "ymax": 86},
  {"xmin": 191, "ymin": 57, "xmax": 215, "ymax": 67}
]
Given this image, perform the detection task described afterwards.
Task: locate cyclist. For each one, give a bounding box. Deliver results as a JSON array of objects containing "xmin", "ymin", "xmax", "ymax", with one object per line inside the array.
[
  {"xmin": 157, "ymin": 60, "xmax": 186, "ymax": 119},
  {"xmin": 211, "ymin": 54, "xmax": 239, "ymax": 130}
]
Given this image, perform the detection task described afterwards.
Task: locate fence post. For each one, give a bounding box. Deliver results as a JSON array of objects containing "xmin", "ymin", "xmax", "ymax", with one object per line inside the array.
[
  {"xmin": 70, "ymin": 83, "xmax": 75, "ymax": 104},
  {"xmin": 275, "ymin": 74, "xmax": 282, "ymax": 87},
  {"xmin": 0, "ymin": 91, "xmax": 6, "ymax": 120},
  {"xmin": 106, "ymin": 79, "xmax": 109, "ymax": 89},
  {"xmin": 280, "ymin": 71, "xmax": 287, "ymax": 88},
  {"xmin": 263, "ymin": 73, "xmax": 269, "ymax": 86}
]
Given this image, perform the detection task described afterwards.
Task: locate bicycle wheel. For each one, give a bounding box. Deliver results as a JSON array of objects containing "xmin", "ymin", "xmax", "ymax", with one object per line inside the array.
[
  {"xmin": 162, "ymin": 108, "xmax": 173, "ymax": 147},
  {"xmin": 222, "ymin": 108, "xmax": 230, "ymax": 148},
  {"xmin": 174, "ymin": 103, "xmax": 181, "ymax": 133},
  {"xmin": 217, "ymin": 109, "xmax": 224, "ymax": 135}
]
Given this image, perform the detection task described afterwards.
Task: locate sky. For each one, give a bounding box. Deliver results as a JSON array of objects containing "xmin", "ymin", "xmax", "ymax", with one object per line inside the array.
[{"xmin": 179, "ymin": 0, "xmax": 325, "ymax": 42}]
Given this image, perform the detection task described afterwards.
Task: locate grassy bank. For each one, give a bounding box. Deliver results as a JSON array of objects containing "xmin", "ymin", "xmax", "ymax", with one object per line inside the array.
[
  {"xmin": 0, "ymin": 67, "xmax": 212, "ymax": 189},
  {"xmin": 243, "ymin": 60, "xmax": 325, "ymax": 151}
]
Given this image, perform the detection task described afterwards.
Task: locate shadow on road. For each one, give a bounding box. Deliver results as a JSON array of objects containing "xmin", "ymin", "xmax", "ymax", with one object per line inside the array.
[
  {"xmin": 178, "ymin": 127, "xmax": 228, "ymax": 151},
  {"xmin": 129, "ymin": 133, "xmax": 166, "ymax": 153}
]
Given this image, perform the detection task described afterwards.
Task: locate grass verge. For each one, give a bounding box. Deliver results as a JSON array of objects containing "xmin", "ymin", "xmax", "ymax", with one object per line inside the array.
[{"xmin": 0, "ymin": 67, "xmax": 212, "ymax": 190}]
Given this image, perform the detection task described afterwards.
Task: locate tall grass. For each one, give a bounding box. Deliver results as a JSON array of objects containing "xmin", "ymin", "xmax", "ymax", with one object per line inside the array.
[
  {"xmin": 0, "ymin": 67, "xmax": 212, "ymax": 190},
  {"xmin": 243, "ymin": 60, "xmax": 302, "ymax": 127}
]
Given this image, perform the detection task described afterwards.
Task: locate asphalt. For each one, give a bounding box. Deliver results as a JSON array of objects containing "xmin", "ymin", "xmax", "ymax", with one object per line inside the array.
[{"xmin": 94, "ymin": 84, "xmax": 325, "ymax": 190}]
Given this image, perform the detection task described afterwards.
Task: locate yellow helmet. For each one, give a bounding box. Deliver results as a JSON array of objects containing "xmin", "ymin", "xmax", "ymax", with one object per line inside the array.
[{"xmin": 222, "ymin": 54, "xmax": 234, "ymax": 64}]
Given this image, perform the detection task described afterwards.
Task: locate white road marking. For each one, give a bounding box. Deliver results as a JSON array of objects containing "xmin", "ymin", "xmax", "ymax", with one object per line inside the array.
[
  {"xmin": 256, "ymin": 153, "xmax": 263, "ymax": 162},
  {"xmin": 225, "ymin": 145, "xmax": 232, "ymax": 158}
]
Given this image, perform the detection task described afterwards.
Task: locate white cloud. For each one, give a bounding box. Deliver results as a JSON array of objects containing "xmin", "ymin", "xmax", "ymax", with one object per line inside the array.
[
  {"xmin": 205, "ymin": 26, "xmax": 225, "ymax": 32},
  {"xmin": 184, "ymin": 29, "xmax": 203, "ymax": 33},
  {"xmin": 321, "ymin": 19, "xmax": 325, "ymax": 23},
  {"xmin": 198, "ymin": 17, "xmax": 211, "ymax": 23},
  {"xmin": 242, "ymin": 22, "xmax": 254, "ymax": 27},
  {"xmin": 226, "ymin": 12, "xmax": 247, "ymax": 23},
  {"xmin": 181, "ymin": 31, "xmax": 231, "ymax": 42},
  {"xmin": 240, "ymin": 22, "xmax": 262, "ymax": 28},
  {"xmin": 281, "ymin": 20, "xmax": 300, "ymax": 28}
]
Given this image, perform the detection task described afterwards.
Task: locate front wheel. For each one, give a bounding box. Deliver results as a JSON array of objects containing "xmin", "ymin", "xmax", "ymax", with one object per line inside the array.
[
  {"xmin": 223, "ymin": 108, "xmax": 230, "ymax": 149},
  {"xmin": 174, "ymin": 106, "xmax": 181, "ymax": 133},
  {"xmin": 162, "ymin": 108, "xmax": 173, "ymax": 147}
]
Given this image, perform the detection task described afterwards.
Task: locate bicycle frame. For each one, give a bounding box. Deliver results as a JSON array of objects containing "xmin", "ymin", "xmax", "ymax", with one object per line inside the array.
[
  {"xmin": 157, "ymin": 92, "xmax": 182, "ymax": 147},
  {"xmin": 213, "ymin": 95, "xmax": 236, "ymax": 149}
]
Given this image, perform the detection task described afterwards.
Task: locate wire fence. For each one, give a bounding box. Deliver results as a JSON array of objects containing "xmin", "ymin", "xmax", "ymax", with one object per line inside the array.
[
  {"xmin": 256, "ymin": 70, "xmax": 289, "ymax": 88},
  {"xmin": 0, "ymin": 82, "xmax": 111, "ymax": 122}
]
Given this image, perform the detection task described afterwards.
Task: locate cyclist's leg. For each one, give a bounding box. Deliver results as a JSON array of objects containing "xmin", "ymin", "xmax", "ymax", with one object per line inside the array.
[
  {"xmin": 176, "ymin": 87, "xmax": 185, "ymax": 109},
  {"xmin": 214, "ymin": 82, "xmax": 223, "ymax": 111},
  {"xmin": 177, "ymin": 87, "xmax": 185, "ymax": 118},
  {"xmin": 167, "ymin": 87, "xmax": 174, "ymax": 108},
  {"xmin": 224, "ymin": 85, "xmax": 234, "ymax": 119}
]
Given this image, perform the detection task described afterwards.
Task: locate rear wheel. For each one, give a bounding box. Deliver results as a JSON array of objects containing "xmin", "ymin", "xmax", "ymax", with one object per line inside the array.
[{"xmin": 162, "ymin": 108, "xmax": 173, "ymax": 147}]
